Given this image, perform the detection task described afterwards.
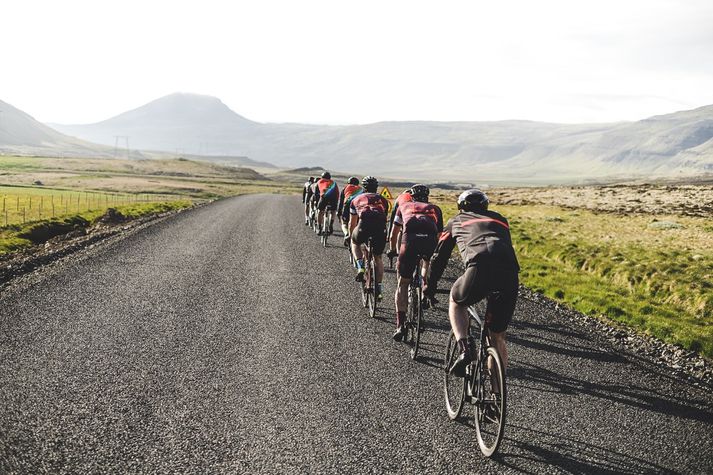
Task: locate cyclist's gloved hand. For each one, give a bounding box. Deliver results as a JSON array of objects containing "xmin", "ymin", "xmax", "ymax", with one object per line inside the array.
[{"xmin": 386, "ymin": 249, "xmax": 398, "ymax": 260}]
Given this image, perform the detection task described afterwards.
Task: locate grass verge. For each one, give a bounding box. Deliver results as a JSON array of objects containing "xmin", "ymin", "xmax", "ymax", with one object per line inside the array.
[
  {"xmin": 0, "ymin": 200, "xmax": 192, "ymax": 255},
  {"xmin": 434, "ymin": 197, "xmax": 713, "ymax": 358}
]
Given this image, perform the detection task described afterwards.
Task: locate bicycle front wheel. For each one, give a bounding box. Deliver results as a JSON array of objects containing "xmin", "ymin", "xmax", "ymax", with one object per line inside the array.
[
  {"xmin": 443, "ymin": 331, "xmax": 465, "ymax": 420},
  {"xmin": 475, "ymin": 346, "xmax": 507, "ymax": 457}
]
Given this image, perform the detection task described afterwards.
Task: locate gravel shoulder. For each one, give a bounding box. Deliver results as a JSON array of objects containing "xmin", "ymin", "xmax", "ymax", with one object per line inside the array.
[{"xmin": 0, "ymin": 195, "xmax": 711, "ymax": 473}]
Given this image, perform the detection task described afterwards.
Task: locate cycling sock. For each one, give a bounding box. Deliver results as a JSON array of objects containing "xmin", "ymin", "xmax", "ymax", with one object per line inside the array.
[{"xmin": 356, "ymin": 259, "xmax": 364, "ymax": 270}]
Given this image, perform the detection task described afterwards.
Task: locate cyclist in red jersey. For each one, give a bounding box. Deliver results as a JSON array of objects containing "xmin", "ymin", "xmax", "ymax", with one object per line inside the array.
[
  {"xmin": 387, "ymin": 188, "xmax": 413, "ymax": 237},
  {"xmin": 349, "ymin": 176, "xmax": 390, "ymax": 300},
  {"xmin": 337, "ymin": 176, "xmax": 363, "ymax": 247},
  {"xmin": 426, "ymin": 189, "xmax": 519, "ymax": 376},
  {"xmin": 387, "ymin": 184, "xmax": 443, "ymax": 341},
  {"xmin": 315, "ymin": 171, "xmax": 339, "ymax": 235}
]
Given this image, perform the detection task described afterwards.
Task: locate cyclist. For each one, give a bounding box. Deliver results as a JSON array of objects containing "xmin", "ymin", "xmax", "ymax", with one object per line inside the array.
[
  {"xmin": 426, "ymin": 189, "xmax": 519, "ymax": 377},
  {"xmin": 337, "ymin": 176, "xmax": 363, "ymax": 247},
  {"xmin": 302, "ymin": 176, "xmax": 316, "ymax": 225},
  {"xmin": 387, "ymin": 188, "xmax": 413, "ymax": 241},
  {"xmin": 308, "ymin": 179, "xmax": 320, "ymax": 226},
  {"xmin": 349, "ymin": 176, "xmax": 390, "ymax": 300},
  {"xmin": 315, "ymin": 171, "xmax": 339, "ymax": 235},
  {"xmin": 387, "ymin": 184, "xmax": 443, "ymax": 341}
]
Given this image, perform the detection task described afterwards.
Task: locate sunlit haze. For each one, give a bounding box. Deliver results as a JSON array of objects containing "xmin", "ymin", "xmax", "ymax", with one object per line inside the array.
[{"xmin": 2, "ymin": 0, "xmax": 713, "ymax": 125}]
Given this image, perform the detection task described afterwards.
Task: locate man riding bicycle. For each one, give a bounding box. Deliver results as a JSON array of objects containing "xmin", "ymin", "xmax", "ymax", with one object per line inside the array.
[
  {"xmin": 337, "ymin": 176, "xmax": 363, "ymax": 247},
  {"xmin": 426, "ymin": 189, "xmax": 519, "ymax": 376},
  {"xmin": 349, "ymin": 176, "xmax": 390, "ymax": 300},
  {"xmin": 315, "ymin": 171, "xmax": 339, "ymax": 236},
  {"xmin": 387, "ymin": 188, "xmax": 413, "ymax": 241},
  {"xmin": 303, "ymin": 176, "xmax": 316, "ymax": 225},
  {"xmin": 387, "ymin": 184, "xmax": 443, "ymax": 341}
]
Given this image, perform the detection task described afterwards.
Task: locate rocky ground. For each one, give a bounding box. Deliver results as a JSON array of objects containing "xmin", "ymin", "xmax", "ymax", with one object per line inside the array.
[{"xmin": 489, "ymin": 183, "xmax": 713, "ymax": 217}]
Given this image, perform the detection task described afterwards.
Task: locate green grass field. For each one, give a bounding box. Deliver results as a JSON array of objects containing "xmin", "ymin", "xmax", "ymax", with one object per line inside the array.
[
  {"xmin": 434, "ymin": 196, "xmax": 713, "ymax": 358},
  {"xmin": 0, "ymin": 155, "xmax": 299, "ymax": 256}
]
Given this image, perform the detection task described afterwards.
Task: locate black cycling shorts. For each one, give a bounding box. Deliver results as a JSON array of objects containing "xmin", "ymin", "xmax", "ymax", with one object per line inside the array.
[
  {"xmin": 397, "ymin": 233, "xmax": 437, "ymax": 278},
  {"xmin": 451, "ymin": 260, "xmax": 519, "ymax": 333},
  {"xmin": 318, "ymin": 196, "xmax": 338, "ymax": 211},
  {"xmin": 351, "ymin": 212, "xmax": 387, "ymax": 255}
]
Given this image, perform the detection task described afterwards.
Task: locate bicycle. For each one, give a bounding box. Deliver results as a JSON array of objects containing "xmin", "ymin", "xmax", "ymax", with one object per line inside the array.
[
  {"xmin": 403, "ymin": 255, "xmax": 426, "ymax": 359},
  {"xmin": 443, "ymin": 298, "xmax": 507, "ymax": 457},
  {"xmin": 320, "ymin": 205, "xmax": 334, "ymax": 247},
  {"xmin": 359, "ymin": 238, "xmax": 377, "ymax": 318}
]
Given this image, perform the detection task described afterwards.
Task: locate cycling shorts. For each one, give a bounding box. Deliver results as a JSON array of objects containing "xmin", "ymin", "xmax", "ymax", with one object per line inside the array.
[
  {"xmin": 351, "ymin": 212, "xmax": 387, "ymax": 255},
  {"xmin": 318, "ymin": 196, "xmax": 338, "ymax": 211},
  {"xmin": 450, "ymin": 259, "xmax": 519, "ymax": 333},
  {"xmin": 397, "ymin": 233, "xmax": 437, "ymax": 278}
]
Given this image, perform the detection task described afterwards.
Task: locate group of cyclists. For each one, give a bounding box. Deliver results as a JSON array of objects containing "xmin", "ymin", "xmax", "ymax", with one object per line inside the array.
[{"xmin": 301, "ymin": 172, "xmax": 519, "ymax": 377}]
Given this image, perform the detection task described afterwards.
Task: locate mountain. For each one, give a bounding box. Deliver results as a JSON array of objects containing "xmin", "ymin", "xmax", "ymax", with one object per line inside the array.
[
  {"xmin": 0, "ymin": 99, "xmax": 115, "ymax": 157},
  {"xmin": 48, "ymin": 94, "xmax": 713, "ymax": 183},
  {"xmin": 51, "ymin": 93, "xmax": 258, "ymax": 157}
]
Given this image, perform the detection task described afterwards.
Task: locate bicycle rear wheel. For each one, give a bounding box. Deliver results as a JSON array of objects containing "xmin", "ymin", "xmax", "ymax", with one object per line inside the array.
[
  {"xmin": 443, "ymin": 331, "xmax": 465, "ymax": 420},
  {"xmin": 408, "ymin": 284, "xmax": 423, "ymax": 359},
  {"xmin": 475, "ymin": 346, "xmax": 507, "ymax": 457},
  {"xmin": 367, "ymin": 249, "xmax": 377, "ymax": 318}
]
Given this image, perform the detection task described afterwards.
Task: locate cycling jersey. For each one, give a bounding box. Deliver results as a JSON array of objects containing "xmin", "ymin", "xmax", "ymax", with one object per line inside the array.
[
  {"xmin": 350, "ymin": 193, "xmax": 390, "ymax": 254},
  {"xmin": 309, "ymin": 182, "xmax": 319, "ymax": 203},
  {"xmin": 394, "ymin": 201, "xmax": 444, "ymax": 236},
  {"xmin": 350, "ymin": 193, "xmax": 390, "ymax": 218},
  {"xmin": 316, "ymin": 178, "xmax": 339, "ymax": 211},
  {"xmin": 428, "ymin": 209, "xmax": 520, "ymax": 333},
  {"xmin": 338, "ymin": 184, "xmax": 364, "ymax": 221},
  {"xmin": 388, "ymin": 191, "xmax": 414, "ymax": 234}
]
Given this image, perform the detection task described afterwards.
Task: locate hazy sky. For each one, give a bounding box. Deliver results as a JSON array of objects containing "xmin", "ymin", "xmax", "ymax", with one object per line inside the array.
[{"xmin": 2, "ymin": 0, "xmax": 712, "ymax": 125}]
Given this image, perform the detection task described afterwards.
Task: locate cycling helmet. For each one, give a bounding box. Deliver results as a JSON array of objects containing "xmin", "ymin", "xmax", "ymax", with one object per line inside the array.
[
  {"xmin": 457, "ymin": 189, "xmax": 489, "ymax": 212},
  {"xmin": 362, "ymin": 176, "xmax": 378, "ymax": 193},
  {"xmin": 348, "ymin": 176, "xmax": 359, "ymax": 186},
  {"xmin": 308, "ymin": 176, "xmax": 315, "ymax": 183},
  {"xmin": 403, "ymin": 189, "xmax": 412, "ymax": 195},
  {"xmin": 410, "ymin": 184, "xmax": 430, "ymax": 202},
  {"xmin": 321, "ymin": 171, "xmax": 331, "ymax": 179}
]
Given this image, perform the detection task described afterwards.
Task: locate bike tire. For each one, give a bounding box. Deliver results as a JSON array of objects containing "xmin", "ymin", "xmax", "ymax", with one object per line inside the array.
[
  {"xmin": 475, "ymin": 346, "xmax": 507, "ymax": 457},
  {"xmin": 444, "ymin": 331, "xmax": 465, "ymax": 420},
  {"xmin": 409, "ymin": 285, "xmax": 422, "ymax": 360},
  {"xmin": 368, "ymin": 253, "xmax": 377, "ymax": 318}
]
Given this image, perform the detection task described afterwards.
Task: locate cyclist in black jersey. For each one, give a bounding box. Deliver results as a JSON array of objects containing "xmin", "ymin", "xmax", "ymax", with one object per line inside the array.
[
  {"xmin": 303, "ymin": 176, "xmax": 316, "ymax": 225},
  {"xmin": 426, "ymin": 189, "xmax": 520, "ymax": 376}
]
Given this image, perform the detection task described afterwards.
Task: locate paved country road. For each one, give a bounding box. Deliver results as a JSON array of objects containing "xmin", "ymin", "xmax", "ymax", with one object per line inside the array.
[{"xmin": 1, "ymin": 194, "xmax": 712, "ymax": 474}]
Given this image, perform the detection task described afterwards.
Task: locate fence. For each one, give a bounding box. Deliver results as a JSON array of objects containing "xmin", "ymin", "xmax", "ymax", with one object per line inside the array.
[{"xmin": 1, "ymin": 190, "xmax": 176, "ymax": 227}]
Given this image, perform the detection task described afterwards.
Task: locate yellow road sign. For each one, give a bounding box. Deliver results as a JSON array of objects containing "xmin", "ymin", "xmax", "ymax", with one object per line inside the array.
[{"xmin": 380, "ymin": 186, "xmax": 393, "ymax": 200}]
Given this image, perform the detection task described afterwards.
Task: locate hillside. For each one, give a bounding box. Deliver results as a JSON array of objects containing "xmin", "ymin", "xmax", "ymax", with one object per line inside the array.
[
  {"xmin": 48, "ymin": 94, "xmax": 713, "ymax": 183},
  {"xmin": 0, "ymin": 99, "xmax": 115, "ymax": 158}
]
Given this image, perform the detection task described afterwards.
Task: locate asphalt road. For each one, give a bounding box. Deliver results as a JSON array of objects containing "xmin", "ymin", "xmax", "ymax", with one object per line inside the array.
[{"xmin": 1, "ymin": 194, "xmax": 712, "ymax": 474}]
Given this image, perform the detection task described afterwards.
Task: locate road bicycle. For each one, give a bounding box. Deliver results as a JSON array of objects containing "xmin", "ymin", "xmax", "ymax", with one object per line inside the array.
[
  {"xmin": 403, "ymin": 255, "xmax": 427, "ymax": 360},
  {"xmin": 443, "ymin": 298, "xmax": 506, "ymax": 457},
  {"xmin": 320, "ymin": 205, "xmax": 334, "ymax": 247},
  {"xmin": 359, "ymin": 237, "xmax": 377, "ymax": 318}
]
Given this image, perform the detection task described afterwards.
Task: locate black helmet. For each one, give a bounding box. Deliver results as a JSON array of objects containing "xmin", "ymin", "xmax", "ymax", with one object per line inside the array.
[
  {"xmin": 321, "ymin": 171, "xmax": 331, "ymax": 179},
  {"xmin": 457, "ymin": 189, "xmax": 489, "ymax": 212},
  {"xmin": 362, "ymin": 176, "xmax": 378, "ymax": 193},
  {"xmin": 410, "ymin": 184, "xmax": 430, "ymax": 202},
  {"xmin": 308, "ymin": 176, "xmax": 315, "ymax": 183},
  {"xmin": 402, "ymin": 189, "xmax": 412, "ymax": 195},
  {"xmin": 348, "ymin": 176, "xmax": 359, "ymax": 186}
]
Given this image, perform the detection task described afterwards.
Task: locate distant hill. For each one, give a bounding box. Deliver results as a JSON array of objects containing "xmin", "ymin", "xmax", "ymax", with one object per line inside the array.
[
  {"xmin": 0, "ymin": 99, "xmax": 116, "ymax": 157},
  {"xmin": 48, "ymin": 93, "xmax": 713, "ymax": 183}
]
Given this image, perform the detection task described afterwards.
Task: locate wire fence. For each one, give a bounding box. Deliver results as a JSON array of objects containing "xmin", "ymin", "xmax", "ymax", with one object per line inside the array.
[{"xmin": 1, "ymin": 190, "xmax": 178, "ymax": 227}]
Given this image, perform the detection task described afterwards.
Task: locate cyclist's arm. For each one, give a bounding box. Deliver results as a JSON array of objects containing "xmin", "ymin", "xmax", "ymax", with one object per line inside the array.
[
  {"xmin": 389, "ymin": 222, "xmax": 402, "ymax": 251},
  {"xmin": 427, "ymin": 224, "xmax": 456, "ymax": 293},
  {"xmin": 349, "ymin": 213, "xmax": 359, "ymax": 234}
]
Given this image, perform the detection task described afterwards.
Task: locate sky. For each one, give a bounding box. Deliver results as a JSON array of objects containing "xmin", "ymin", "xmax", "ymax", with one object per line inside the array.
[{"xmin": 1, "ymin": 0, "xmax": 713, "ymax": 125}]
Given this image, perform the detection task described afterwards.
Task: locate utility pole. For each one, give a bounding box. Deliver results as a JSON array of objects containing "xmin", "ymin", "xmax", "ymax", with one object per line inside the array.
[{"xmin": 114, "ymin": 135, "xmax": 130, "ymax": 159}]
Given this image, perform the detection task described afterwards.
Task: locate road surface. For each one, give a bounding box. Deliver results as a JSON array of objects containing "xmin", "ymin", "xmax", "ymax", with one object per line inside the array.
[{"xmin": 1, "ymin": 194, "xmax": 711, "ymax": 473}]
